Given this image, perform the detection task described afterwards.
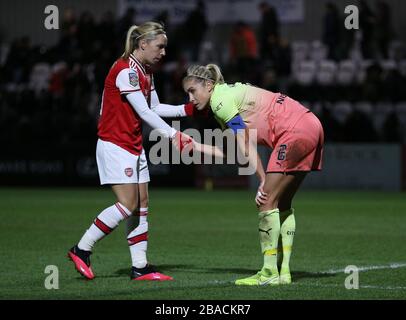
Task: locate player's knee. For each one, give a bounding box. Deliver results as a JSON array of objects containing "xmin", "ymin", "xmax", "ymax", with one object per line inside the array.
[
  {"xmin": 118, "ymin": 199, "xmax": 137, "ymax": 213},
  {"xmin": 260, "ymin": 193, "xmax": 279, "ymax": 211}
]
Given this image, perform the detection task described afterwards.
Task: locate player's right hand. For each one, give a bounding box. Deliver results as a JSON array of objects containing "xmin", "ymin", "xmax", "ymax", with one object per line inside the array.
[
  {"xmin": 184, "ymin": 102, "xmax": 210, "ymax": 118},
  {"xmin": 173, "ymin": 131, "xmax": 194, "ymax": 153},
  {"xmin": 255, "ymin": 182, "xmax": 268, "ymax": 207}
]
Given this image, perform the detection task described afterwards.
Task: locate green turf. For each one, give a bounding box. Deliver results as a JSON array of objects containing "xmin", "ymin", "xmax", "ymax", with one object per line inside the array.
[{"xmin": 0, "ymin": 187, "xmax": 405, "ymax": 300}]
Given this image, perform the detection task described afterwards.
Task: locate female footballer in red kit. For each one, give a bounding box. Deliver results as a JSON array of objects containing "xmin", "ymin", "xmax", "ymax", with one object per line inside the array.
[{"xmin": 68, "ymin": 22, "xmax": 194, "ymax": 281}]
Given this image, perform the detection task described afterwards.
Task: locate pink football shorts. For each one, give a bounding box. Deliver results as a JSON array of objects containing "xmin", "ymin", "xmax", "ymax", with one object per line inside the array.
[{"xmin": 267, "ymin": 111, "xmax": 324, "ymax": 173}]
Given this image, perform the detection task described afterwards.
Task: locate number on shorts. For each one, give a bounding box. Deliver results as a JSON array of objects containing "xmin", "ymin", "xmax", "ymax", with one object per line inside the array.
[{"xmin": 277, "ymin": 144, "xmax": 287, "ymax": 161}]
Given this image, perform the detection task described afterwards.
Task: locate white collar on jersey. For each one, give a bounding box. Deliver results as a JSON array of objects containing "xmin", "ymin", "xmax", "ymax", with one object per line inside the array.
[{"xmin": 129, "ymin": 54, "xmax": 147, "ymax": 75}]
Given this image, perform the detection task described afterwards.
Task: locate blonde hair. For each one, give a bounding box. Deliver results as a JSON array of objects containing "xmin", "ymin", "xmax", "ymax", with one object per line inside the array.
[
  {"xmin": 122, "ymin": 22, "xmax": 166, "ymax": 59},
  {"xmin": 183, "ymin": 64, "xmax": 225, "ymax": 86}
]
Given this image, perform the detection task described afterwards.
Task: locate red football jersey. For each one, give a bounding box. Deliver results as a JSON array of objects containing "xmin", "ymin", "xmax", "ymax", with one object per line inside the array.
[{"xmin": 97, "ymin": 54, "xmax": 155, "ymax": 155}]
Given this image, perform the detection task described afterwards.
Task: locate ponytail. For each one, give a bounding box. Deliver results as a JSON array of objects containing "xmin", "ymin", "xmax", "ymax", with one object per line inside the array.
[
  {"xmin": 122, "ymin": 25, "xmax": 139, "ymax": 59},
  {"xmin": 183, "ymin": 63, "xmax": 225, "ymax": 86},
  {"xmin": 206, "ymin": 64, "xmax": 224, "ymax": 84}
]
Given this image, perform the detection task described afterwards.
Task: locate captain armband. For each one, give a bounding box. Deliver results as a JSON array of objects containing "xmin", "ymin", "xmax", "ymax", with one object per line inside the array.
[{"xmin": 226, "ymin": 114, "xmax": 246, "ymax": 134}]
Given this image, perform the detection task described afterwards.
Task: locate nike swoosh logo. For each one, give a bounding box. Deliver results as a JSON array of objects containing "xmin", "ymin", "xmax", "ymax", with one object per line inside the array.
[
  {"xmin": 215, "ymin": 102, "xmax": 223, "ymax": 111},
  {"xmin": 259, "ymin": 278, "xmax": 277, "ymax": 286}
]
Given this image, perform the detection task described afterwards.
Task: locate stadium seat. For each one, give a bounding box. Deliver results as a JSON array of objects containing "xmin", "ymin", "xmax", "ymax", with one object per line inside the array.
[
  {"xmin": 395, "ymin": 101, "xmax": 406, "ymax": 113},
  {"xmin": 395, "ymin": 101, "xmax": 406, "ymax": 141},
  {"xmin": 332, "ymin": 101, "xmax": 353, "ymax": 124},
  {"xmin": 198, "ymin": 41, "xmax": 217, "ymax": 64},
  {"xmin": 388, "ymin": 40, "xmax": 405, "ymax": 60},
  {"xmin": 354, "ymin": 101, "xmax": 373, "ymax": 115},
  {"xmin": 291, "ymin": 40, "xmax": 309, "ymax": 62},
  {"xmin": 380, "ymin": 60, "xmax": 397, "ymax": 72},
  {"xmin": 52, "ymin": 61, "xmax": 67, "ymax": 73},
  {"xmin": 398, "ymin": 59, "xmax": 406, "ymax": 77},
  {"xmin": 316, "ymin": 60, "xmax": 337, "ymax": 85},
  {"xmin": 375, "ymin": 101, "xmax": 394, "ymax": 112},
  {"xmin": 356, "ymin": 60, "xmax": 373, "ymax": 83},
  {"xmin": 294, "ymin": 60, "xmax": 316, "ymax": 85},
  {"xmin": 337, "ymin": 60, "xmax": 357, "ymax": 85},
  {"xmin": 29, "ymin": 62, "xmax": 51, "ymax": 94},
  {"xmin": 373, "ymin": 102, "xmax": 394, "ymax": 132},
  {"xmin": 309, "ymin": 40, "xmax": 327, "ymax": 61},
  {"xmin": 349, "ymin": 47, "xmax": 363, "ymax": 63}
]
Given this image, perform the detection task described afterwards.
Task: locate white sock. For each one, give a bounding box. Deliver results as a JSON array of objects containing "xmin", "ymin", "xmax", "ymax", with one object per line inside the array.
[
  {"xmin": 127, "ymin": 207, "xmax": 148, "ymax": 268},
  {"xmin": 78, "ymin": 202, "xmax": 131, "ymax": 251}
]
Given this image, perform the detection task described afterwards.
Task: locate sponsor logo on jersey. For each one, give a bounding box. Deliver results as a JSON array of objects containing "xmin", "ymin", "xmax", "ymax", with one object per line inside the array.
[
  {"xmin": 214, "ymin": 102, "xmax": 223, "ymax": 111},
  {"xmin": 276, "ymin": 94, "xmax": 287, "ymax": 104},
  {"xmin": 125, "ymin": 168, "xmax": 134, "ymax": 177}
]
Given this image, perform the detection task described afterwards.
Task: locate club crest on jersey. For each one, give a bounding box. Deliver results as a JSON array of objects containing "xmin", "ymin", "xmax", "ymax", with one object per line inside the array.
[
  {"xmin": 125, "ymin": 168, "xmax": 134, "ymax": 177},
  {"xmin": 129, "ymin": 72, "xmax": 138, "ymax": 87}
]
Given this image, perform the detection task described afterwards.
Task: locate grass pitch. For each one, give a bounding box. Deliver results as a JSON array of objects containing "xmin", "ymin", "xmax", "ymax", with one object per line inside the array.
[{"xmin": 0, "ymin": 187, "xmax": 405, "ymax": 300}]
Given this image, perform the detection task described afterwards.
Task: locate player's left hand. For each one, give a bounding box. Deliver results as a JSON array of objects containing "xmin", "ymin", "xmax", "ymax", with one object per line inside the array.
[{"xmin": 184, "ymin": 102, "xmax": 197, "ymax": 116}]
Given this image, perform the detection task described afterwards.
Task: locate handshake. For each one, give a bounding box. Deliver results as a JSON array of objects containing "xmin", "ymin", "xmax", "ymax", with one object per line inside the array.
[
  {"xmin": 172, "ymin": 131, "xmax": 224, "ymax": 160},
  {"xmin": 172, "ymin": 131, "xmax": 195, "ymax": 153}
]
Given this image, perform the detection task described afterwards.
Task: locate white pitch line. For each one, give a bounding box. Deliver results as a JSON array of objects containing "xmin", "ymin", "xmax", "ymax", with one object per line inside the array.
[
  {"xmin": 294, "ymin": 283, "xmax": 406, "ymax": 291},
  {"xmin": 209, "ymin": 263, "xmax": 406, "ymax": 291},
  {"xmin": 318, "ymin": 262, "xmax": 406, "ymax": 275},
  {"xmin": 211, "ymin": 281, "xmax": 406, "ymax": 291},
  {"xmin": 360, "ymin": 284, "xmax": 406, "ymax": 290},
  {"xmin": 312, "ymin": 262, "xmax": 406, "ymax": 291}
]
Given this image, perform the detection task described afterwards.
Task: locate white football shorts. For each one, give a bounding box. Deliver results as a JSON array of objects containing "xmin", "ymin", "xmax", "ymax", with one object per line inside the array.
[{"xmin": 96, "ymin": 139, "xmax": 150, "ymax": 185}]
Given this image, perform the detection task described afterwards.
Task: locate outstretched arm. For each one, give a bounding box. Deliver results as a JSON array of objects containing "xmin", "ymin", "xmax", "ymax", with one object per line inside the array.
[
  {"xmin": 126, "ymin": 91, "xmax": 177, "ymax": 138},
  {"xmin": 150, "ymin": 90, "xmax": 195, "ymax": 118},
  {"xmin": 116, "ymin": 68, "xmax": 179, "ymax": 137},
  {"xmin": 178, "ymin": 127, "xmax": 266, "ymax": 186},
  {"xmin": 173, "ymin": 133, "xmax": 225, "ymax": 158},
  {"xmin": 193, "ymin": 140, "xmax": 225, "ymax": 159}
]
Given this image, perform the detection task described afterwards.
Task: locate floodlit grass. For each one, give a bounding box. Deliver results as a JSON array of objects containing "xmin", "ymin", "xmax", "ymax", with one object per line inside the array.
[{"xmin": 0, "ymin": 188, "xmax": 405, "ymax": 300}]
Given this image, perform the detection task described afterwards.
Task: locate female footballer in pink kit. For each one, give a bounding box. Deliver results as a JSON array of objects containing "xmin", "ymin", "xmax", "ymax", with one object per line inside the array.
[
  {"xmin": 68, "ymin": 22, "xmax": 194, "ymax": 281},
  {"xmin": 180, "ymin": 64, "xmax": 324, "ymax": 285}
]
